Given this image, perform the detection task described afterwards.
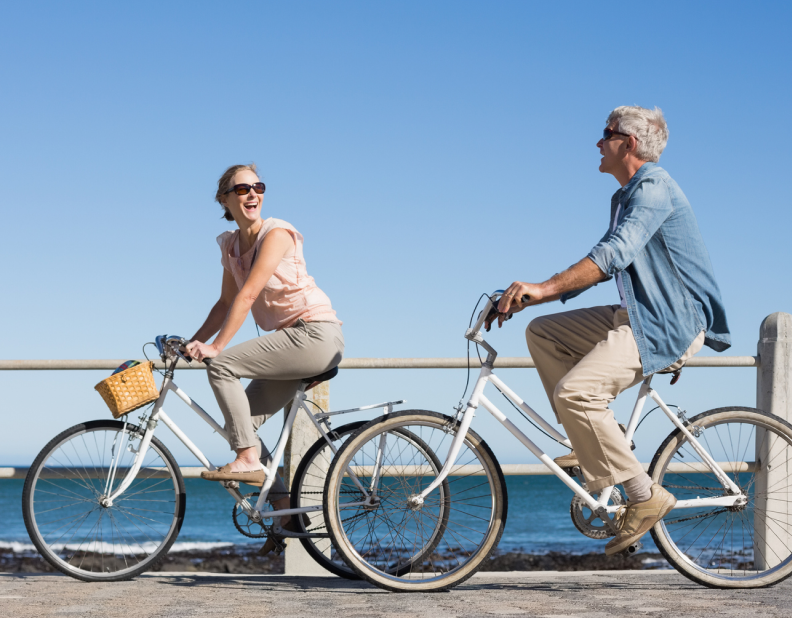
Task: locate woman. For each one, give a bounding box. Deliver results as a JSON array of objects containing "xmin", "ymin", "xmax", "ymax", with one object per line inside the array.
[{"xmin": 186, "ymin": 163, "xmax": 344, "ymax": 519}]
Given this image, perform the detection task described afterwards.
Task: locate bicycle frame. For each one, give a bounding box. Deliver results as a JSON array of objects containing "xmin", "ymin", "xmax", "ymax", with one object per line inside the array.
[
  {"xmin": 410, "ymin": 295, "xmax": 743, "ymax": 516},
  {"xmin": 102, "ymin": 354, "xmax": 400, "ymax": 527}
]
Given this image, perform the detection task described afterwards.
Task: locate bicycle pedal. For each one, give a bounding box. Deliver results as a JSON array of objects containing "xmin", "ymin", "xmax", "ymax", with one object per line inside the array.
[
  {"xmin": 221, "ymin": 480, "xmax": 240, "ymax": 489},
  {"xmin": 621, "ymin": 540, "xmax": 643, "ymax": 556},
  {"xmin": 271, "ymin": 536, "xmax": 287, "ymax": 555},
  {"xmin": 558, "ymin": 465, "xmax": 577, "ymax": 478}
]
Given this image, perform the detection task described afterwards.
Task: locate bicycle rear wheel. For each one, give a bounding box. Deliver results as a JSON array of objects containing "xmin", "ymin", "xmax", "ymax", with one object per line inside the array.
[
  {"xmin": 291, "ymin": 421, "xmax": 367, "ymax": 579},
  {"xmin": 649, "ymin": 407, "xmax": 792, "ymax": 588},
  {"xmin": 22, "ymin": 420, "xmax": 185, "ymax": 582},
  {"xmin": 324, "ymin": 410, "xmax": 507, "ymax": 592}
]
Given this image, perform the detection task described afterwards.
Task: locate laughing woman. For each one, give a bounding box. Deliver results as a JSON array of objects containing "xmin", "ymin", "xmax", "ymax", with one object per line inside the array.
[{"xmin": 186, "ymin": 163, "xmax": 344, "ymax": 517}]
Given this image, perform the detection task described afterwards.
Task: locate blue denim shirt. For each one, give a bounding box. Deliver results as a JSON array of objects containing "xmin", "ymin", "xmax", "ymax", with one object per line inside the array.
[{"xmin": 562, "ymin": 163, "xmax": 731, "ymax": 375}]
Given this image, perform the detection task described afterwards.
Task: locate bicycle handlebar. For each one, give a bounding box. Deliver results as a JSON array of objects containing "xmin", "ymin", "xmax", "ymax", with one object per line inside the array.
[
  {"xmin": 155, "ymin": 334, "xmax": 211, "ymax": 366},
  {"xmin": 471, "ymin": 290, "xmax": 531, "ymax": 334}
]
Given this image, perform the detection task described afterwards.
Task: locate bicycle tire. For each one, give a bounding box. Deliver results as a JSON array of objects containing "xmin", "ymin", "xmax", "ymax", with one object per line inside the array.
[
  {"xmin": 324, "ymin": 410, "xmax": 507, "ymax": 592},
  {"xmin": 649, "ymin": 407, "xmax": 792, "ymax": 588},
  {"xmin": 22, "ymin": 419, "xmax": 186, "ymax": 582}
]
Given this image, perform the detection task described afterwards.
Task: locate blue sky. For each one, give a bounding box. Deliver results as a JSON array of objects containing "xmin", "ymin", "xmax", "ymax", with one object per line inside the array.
[{"xmin": 1, "ymin": 1, "xmax": 790, "ymax": 466}]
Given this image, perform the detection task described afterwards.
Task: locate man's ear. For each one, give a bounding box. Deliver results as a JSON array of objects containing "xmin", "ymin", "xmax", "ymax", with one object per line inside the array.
[{"xmin": 626, "ymin": 135, "xmax": 638, "ymax": 152}]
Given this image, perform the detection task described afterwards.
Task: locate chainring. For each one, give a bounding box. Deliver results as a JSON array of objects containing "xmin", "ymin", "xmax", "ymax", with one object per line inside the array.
[
  {"xmin": 232, "ymin": 492, "xmax": 273, "ymax": 539},
  {"xmin": 570, "ymin": 487, "xmax": 625, "ymax": 539}
]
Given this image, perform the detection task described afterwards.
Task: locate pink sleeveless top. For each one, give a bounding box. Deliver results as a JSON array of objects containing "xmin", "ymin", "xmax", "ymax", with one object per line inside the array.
[{"xmin": 217, "ymin": 218, "xmax": 341, "ymax": 332}]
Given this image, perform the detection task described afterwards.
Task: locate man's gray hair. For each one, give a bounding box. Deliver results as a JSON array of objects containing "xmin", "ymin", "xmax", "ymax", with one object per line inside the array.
[{"xmin": 607, "ymin": 106, "xmax": 669, "ymax": 163}]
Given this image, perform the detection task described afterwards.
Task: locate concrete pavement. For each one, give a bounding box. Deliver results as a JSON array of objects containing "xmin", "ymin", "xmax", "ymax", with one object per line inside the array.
[{"xmin": 2, "ymin": 570, "xmax": 791, "ymax": 617}]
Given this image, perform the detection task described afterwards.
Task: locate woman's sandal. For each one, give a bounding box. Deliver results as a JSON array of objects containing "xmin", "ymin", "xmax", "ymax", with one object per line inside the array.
[
  {"xmin": 259, "ymin": 513, "xmax": 312, "ymax": 556},
  {"xmin": 200, "ymin": 464, "xmax": 266, "ymax": 486}
]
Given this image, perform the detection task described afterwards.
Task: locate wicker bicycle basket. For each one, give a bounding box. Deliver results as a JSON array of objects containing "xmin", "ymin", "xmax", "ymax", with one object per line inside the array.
[{"xmin": 95, "ymin": 361, "xmax": 159, "ymax": 418}]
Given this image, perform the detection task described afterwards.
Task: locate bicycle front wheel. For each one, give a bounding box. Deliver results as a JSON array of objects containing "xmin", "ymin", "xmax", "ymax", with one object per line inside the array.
[
  {"xmin": 649, "ymin": 407, "xmax": 792, "ymax": 588},
  {"xmin": 22, "ymin": 420, "xmax": 185, "ymax": 582},
  {"xmin": 324, "ymin": 410, "xmax": 507, "ymax": 592}
]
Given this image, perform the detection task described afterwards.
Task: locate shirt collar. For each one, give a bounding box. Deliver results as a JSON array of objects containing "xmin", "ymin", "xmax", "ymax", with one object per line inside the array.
[{"xmin": 616, "ymin": 162, "xmax": 656, "ymax": 200}]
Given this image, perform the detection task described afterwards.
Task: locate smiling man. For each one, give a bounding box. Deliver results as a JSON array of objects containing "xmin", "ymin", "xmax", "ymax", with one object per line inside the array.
[{"xmin": 492, "ymin": 106, "xmax": 730, "ymax": 555}]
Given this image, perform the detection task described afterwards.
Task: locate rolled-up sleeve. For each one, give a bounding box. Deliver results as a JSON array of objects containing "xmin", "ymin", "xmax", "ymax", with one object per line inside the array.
[
  {"xmin": 560, "ymin": 230, "xmax": 610, "ymax": 304},
  {"xmin": 588, "ymin": 178, "xmax": 673, "ymax": 276}
]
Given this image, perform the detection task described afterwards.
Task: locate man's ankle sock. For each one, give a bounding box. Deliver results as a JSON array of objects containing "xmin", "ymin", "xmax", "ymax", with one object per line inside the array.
[{"xmin": 622, "ymin": 473, "xmax": 653, "ymax": 503}]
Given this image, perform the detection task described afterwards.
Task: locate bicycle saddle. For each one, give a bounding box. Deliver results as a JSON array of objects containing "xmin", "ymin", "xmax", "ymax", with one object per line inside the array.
[
  {"xmin": 657, "ymin": 363, "xmax": 684, "ymax": 385},
  {"xmin": 302, "ymin": 366, "xmax": 339, "ymax": 384}
]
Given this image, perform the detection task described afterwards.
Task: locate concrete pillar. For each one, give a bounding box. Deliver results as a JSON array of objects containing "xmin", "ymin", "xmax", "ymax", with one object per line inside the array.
[
  {"xmin": 755, "ymin": 312, "xmax": 792, "ymax": 569},
  {"xmin": 283, "ymin": 381, "xmax": 331, "ymax": 575}
]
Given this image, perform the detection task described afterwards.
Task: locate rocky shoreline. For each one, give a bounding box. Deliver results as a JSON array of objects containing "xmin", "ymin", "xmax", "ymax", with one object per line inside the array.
[{"xmin": 1, "ymin": 545, "xmax": 667, "ymax": 575}]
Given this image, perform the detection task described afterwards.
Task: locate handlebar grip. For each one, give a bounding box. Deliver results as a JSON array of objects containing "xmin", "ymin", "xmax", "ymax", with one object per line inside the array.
[
  {"xmin": 203, "ymin": 358, "xmax": 212, "ymax": 366},
  {"xmin": 486, "ymin": 293, "xmax": 531, "ymax": 321}
]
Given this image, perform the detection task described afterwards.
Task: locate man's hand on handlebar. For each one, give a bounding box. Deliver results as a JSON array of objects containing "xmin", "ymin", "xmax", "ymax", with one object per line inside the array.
[
  {"xmin": 185, "ymin": 340, "xmax": 219, "ymax": 363},
  {"xmin": 484, "ymin": 281, "xmax": 546, "ymax": 331}
]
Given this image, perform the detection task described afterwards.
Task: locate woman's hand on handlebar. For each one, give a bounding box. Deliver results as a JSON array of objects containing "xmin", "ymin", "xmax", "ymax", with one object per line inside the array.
[{"xmin": 185, "ymin": 340, "xmax": 220, "ymax": 363}]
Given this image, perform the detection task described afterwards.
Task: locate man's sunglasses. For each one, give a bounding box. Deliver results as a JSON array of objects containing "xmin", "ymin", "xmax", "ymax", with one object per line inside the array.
[
  {"xmin": 224, "ymin": 182, "xmax": 266, "ymax": 196},
  {"xmin": 603, "ymin": 128, "xmax": 631, "ymax": 141}
]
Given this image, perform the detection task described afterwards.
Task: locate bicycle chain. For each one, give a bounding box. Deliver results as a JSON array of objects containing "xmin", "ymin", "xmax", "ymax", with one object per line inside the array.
[
  {"xmin": 268, "ymin": 489, "xmax": 361, "ymax": 496},
  {"xmin": 278, "ymin": 489, "xmax": 369, "ymax": 534},
  {"xmin": 663, "ymin": 484, "xmax": 733, "ymax": 491},
  {"xmin": 664, "ymin": 508, "xmax": 728, "ymax": 525}
]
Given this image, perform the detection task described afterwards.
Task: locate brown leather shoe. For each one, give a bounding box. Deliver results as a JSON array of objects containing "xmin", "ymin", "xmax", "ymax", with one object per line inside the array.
[
  {"xmin": 553, "ymin": 451, "xmax": 579, "ymax": 468},
  {"xmin": 259, "ymin": 513, "xmax": 312, "ymax": 556},
  {"xmin": 200, "ymin": 464, "xmax": 266, "ymax": 487},
  {"xmin": 604, "ymin": 483, "xmax": 676, "ymax": 555}
]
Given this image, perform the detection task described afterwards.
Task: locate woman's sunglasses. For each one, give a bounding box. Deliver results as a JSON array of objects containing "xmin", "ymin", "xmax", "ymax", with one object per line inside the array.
[
  {"xmin": 603, "ymin": 128, "xmax": 631, "ymax": 141},
  {"xmin": 225, "ymin": 182, "xmax": 266, "ymax": 196}
]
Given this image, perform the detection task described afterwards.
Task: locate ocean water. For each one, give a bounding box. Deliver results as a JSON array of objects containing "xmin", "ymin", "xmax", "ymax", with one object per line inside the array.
[{"xmin": 0, "ymin": 476, "xmax": 627, "ymax": 555}]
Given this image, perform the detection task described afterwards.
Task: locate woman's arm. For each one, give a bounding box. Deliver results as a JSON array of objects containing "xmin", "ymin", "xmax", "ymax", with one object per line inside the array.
[
  {"xmin": 187, "ymin": 228, "xmax": 294, "ymax": 361},
  {"xmin": 189, "ymin": 269, "xmax": 239, "ymax": 343}
]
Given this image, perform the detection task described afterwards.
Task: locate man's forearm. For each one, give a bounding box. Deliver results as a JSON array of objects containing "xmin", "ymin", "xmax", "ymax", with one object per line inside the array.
[{"xmin": 540, "ymin": 257, "xmax": 606, "ymax": 298}]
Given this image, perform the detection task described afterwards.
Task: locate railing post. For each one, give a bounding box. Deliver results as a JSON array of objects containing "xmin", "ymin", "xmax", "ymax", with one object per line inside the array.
[
  {"xmin": 283, "ymin": 381, "xmax": 331, "ymax": 575},
  {"xmin": 755, "ymin": 312, "xmax": 792, "ymax": 569}
]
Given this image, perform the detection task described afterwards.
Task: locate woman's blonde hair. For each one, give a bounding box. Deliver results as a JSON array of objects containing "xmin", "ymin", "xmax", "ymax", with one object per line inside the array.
[{"xmin": 215, "ymin": 163, "xmax": 258, "ymax": 221}]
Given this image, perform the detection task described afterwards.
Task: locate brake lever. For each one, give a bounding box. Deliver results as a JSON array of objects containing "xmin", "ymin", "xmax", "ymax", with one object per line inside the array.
[
  {"xmin": 175, "ymin": 338, "xmax": 212, "ymax": 366},
  {"xmin": 167, "ymin": 338, "xmax": 193, "ymax": 365},
  {"xmin": 486, "ymin": 293, "xmax": 531, "ymax": 323}
]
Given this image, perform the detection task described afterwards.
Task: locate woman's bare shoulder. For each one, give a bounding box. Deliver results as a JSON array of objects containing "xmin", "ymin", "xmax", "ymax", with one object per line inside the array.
[{"xmin": 216, "ymin": 230, "xmax": 236, "ymax": 249}]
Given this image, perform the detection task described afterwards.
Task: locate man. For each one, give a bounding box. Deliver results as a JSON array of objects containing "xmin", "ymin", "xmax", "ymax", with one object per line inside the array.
[{"xmin": 491, "ymin": 106, "xmax": 730, "ymax": 555}]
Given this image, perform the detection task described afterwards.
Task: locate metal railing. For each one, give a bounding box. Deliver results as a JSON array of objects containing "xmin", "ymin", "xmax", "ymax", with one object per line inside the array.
[
  {"xmin": 0, "ymin": 461, "xmax": 757, "ymax": 480},
  {"xmin": 0, "ymin": 352, "xmax": 767, "ymax": 482},
  {"xmin": 0, "ymin": 355, "xmax": 761, "ymax": 371}
]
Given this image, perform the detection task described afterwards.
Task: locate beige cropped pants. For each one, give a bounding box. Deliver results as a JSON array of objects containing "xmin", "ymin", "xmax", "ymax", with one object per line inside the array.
[
  {"xmin": 526, "ymin": 305, "xmax": 704, "ymax": 492},
  {"xmin": 207, "ymin": 320, "xmax": 344, "ymax": 497}
]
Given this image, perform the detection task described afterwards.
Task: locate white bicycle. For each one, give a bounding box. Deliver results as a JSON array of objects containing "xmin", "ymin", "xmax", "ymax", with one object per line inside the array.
[
  {"xmin": 21, "ymin": 334, "xmax": 414, "ymax": 581},
  {"xmin": 323, "ymin": 292, "xmax": 792, "ymax": 592}
]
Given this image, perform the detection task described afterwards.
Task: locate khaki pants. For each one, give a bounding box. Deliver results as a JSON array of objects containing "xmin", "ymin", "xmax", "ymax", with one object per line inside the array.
[
  {"xmin": 526, "ymin": 305, "xmax": 704, "ymax": 492},
  {"xmin": 207, "ymin": 320, "xmax": 344, "ymax": 497}
]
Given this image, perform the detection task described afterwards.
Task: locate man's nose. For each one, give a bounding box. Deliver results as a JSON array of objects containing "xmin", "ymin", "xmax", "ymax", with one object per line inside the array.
[{"xmin": 596, "ymin": 138, "xmax": 604, "ymax": 148}]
